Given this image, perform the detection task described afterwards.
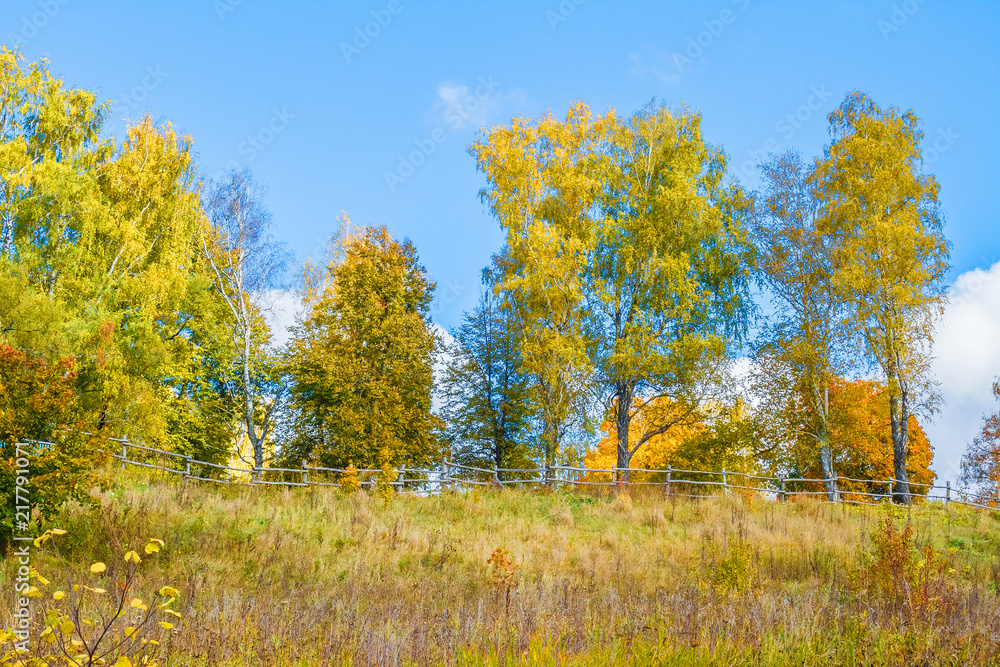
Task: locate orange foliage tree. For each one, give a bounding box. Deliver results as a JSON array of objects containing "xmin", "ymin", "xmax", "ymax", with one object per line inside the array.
[
  {"xmin": 584, "ymin": 397, "xmax": 707, "ymax": 481},
  {"xmin": 959, "ymin": 379, "xmax": 1000, "ymax": 498},
  {"xmin": 0, "ymin": 344, "xmax": 106, "ymax": 551},
  {"xmin": 788, "ymin": 378, "xmax": 935, "ymax": 496}
]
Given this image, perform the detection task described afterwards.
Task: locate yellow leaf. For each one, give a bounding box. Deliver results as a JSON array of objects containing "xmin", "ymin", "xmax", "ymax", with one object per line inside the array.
[
  {"xmin": 25, "ymin": 586, "xmax": 41, "ymax": 598},
  {"xmin": 144, "ymin": 542, "xmax": 159, "ymax": 554},
  {"xmin": 113, "ymin": 657, "xmax": 133, "ymax": 667},
  {"xmin": 91, "ymin": 587, "xmax": 107, "ymax": 594},
  {"xmin": 158, "ymin": 622, "xmax": 173, "ymax": 630},
  {"xmin": 124, "ymin": 550, "xmax": 141, "ymax": 564},
  {"xmin": 130, "ymin": 598, "xmax": 147, "ymax": 611},
  {"xmin": 90, "ymin": 562, "xmax": 106, "ymax": 574},
  {"xmin": 60, "ymin": 620, "xmax": 75, "ymax": 634},
  {"xmin": 35, "ymin": 574, "xmax": 50, "ymax": 585},
  {"xmin": 53, "ymin": 591, "xmax": 65, "ymax": 600},
  {"xmin": 158, "ymin": 586, "xmax": 179, "ymax": 598},
  {"xmin": 163, "ymin": 609, "xmax": 182, "ymax": 618},
  {"xmin": 50, "ymin": 528, "xmax": 67, "ymax": 535},
  {"xmin": 124, "ymin": 626, "xmax": 136, "ymax": 637}
]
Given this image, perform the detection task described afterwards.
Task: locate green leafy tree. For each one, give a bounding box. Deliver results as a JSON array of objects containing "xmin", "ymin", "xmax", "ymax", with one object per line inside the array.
[
  {"xmin": 0, "ymin": 47, "xmax": 230, "ymax": 451},
  {"xmin": 201, "ymin": 168, "xmax": 289, "ymax": 471},
  {"xmin": 284, "ymin": 222, "xmax": 441, "ymax": 469},
  {"xmin": 473, "ymin": 101, "xmax": 751, "ymax": 481},
  {"xmin": 813, "ymin": 92, "xmax": 950, "ymax": 504},
  {"xmin": 751, "ymin": 151, "xmax": 847, "ymax": 500},
  {"xmin": 472, "ymin": 105, "xmax": 598, "ymax": 475},
  {"xmin": 440, "ymin": 266, "xmax": 533, "ymax": 475}
]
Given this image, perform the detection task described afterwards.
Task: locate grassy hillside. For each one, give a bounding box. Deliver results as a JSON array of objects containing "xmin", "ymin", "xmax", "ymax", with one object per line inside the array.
[{"xmin": 3, "ymin": 470, "xmax": 1000, "ymax": 666}]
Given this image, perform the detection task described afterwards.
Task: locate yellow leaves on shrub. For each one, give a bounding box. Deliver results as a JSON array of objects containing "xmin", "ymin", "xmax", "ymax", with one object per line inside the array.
[
  {"xmin": 130, "ymin": 598, "xmax": 147, "ymax": 611},
  {"xmin": 112, "ymin": 657, "xmax": 133, "ymax": 667},
  {"xmin": 145, "ymin": 538, "xmax": 164, "ymax": 554},
  {"xmin": 124, "ymin": 550, "xmax": 141, "ymax": 564},
  {"xmin": 158, "ymin": 586, "xmax": 179, "ymax": 598},
  {"xmin": 25, "ymin": 586, "xmax": 41, "ymax": 598},
  {"xmin": 158, "ymin": 621, "xmax": 173, "ymax": 630},
  {"xmin": 340, "ymin": 464, "xmax": 361, "ymax": 493},
  {"xmin": 59, "ymin": 620, "xmax": 75, "ymax": 634},
  {"xmin": 90, "ymin": 562, "xmax": 106, "ymax": 574},
  {"xmin": 53, "ymin": 591, "xmax": 65, "ymax": 600}
]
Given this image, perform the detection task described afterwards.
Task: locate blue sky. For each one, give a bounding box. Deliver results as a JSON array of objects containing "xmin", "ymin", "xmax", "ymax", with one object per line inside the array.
[{"xmin": 3, "ymin": 0, "xmax": 999, "ymax": 479}]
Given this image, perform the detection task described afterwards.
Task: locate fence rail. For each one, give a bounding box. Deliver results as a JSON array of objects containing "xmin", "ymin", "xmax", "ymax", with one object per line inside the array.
[{"xmin": 32, "ymin": 437, "xmax": 1000, "ymax": 512}]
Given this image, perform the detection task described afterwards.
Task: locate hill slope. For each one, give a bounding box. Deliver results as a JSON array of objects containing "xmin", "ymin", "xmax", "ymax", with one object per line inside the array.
[{"xmin": 3, "ymin": 472, "xmax": 1000, "ymax": 666}]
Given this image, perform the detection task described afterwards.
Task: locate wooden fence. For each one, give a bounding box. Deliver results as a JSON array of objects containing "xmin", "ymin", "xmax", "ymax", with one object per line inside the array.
[{"xmin": 72, "ymin": 436, "xmax": 1000, "ymax": 512}]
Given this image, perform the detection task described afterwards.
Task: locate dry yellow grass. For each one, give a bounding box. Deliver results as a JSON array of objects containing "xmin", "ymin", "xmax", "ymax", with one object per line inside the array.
[{"xmin": 2, "ymin": 469, "xmax": 999, "ymax": 665}]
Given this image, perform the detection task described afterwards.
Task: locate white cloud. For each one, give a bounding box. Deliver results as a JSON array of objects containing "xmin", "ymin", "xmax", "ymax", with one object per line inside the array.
[
  {"xmin": 262, "ymin": 288, "xmax": 303, "ymax": 348},
  {"xmin": 926, "ymin": 261, "xmax": 1000, "ymax": 482},
  {"xmin": 435, "ymin": 78, "xmax": 526, "ymax": 131},
  {"xmin": 629, "ymin": 49, "xmax": 683, "ymax": 85}
]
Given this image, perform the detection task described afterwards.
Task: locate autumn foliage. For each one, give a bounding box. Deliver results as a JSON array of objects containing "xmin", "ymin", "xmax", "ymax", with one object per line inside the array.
[
  {"xmin": 960, "ymin": 379, "xmax": 1000, "ymax": 496},
  {"xmin": 791, "ymin": 378, "xmax": 935, "ymax": 495},
  {"xmin": 0, "ymin": 344, "xmax": 107, "ymax": 548}
]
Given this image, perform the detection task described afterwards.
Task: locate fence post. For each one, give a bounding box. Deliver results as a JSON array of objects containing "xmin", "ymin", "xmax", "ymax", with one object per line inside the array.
[
  {"xmin": 441, "ymin": 458, "xmax": 448, "ymax": 492},
  {"xmin": 120, "ymin": 439, "xmax": 127, "ymax": 472},
  {"xmin": 665, "ymin": 465, "xmax": 672, "ymax": 497},
  {"xmin": 832, "ymin": 470, "xmax": 839, "ymax": 503},
  {"xmin": 722, "ymin": 468, "xmax": 728, "ymax": 497},
  {"xmin": 887, "ymin": 479, "xmax": 893, "ymax": 503},
  {"xmin": 396, "ymin": 467, "xmax": 405, "ymax": 492},
  {"xmin": 302, "ymin": 460, "xmax": 308, "ymax": 486},
  {"xmin": 945, "ymin": 480, "xmax": 950, "ymax": 506},
  {"xmin": 780, "ymin": 477, "xmax": 786, "ymax": 503},
  {"xmin": 184, "ymin": 455, "xmax": 192, "ymax": 481},
  {"xmin": 492, "ymin": 466, "xmax": 501, "ymax": 488}
]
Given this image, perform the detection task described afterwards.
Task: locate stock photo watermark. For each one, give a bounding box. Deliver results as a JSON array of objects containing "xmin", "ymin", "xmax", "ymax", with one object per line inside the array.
[
  {"xmin": 111, "ymin": 65, "xmax": 169, "ymax": 119},
  {"xmin": 213, "ymin": 107, "xmax": 295, "ymax": 180},
  {"xmin": 340, "ymin": 0, "xmax": 405, "ymax": 63},
  {"xmin": 5, "ymin": 0, "xmax": 71, "ymax": 47},
  {"xmin": 737, "ymin": 84, "xmax": 832, "ymax": 180},
  {"xmin": 384, "ymin": 75, "xmax": 501, "ymax": 192},
  {"xmin": 10, "ymin": 444, "xmax": 34, "ymax": 652},
  {"xmin": 545, "ymin": 0, "xmax": 585, "ymax": 31},
  {"xmin": 922, "ymin": 126, "xmax": 959, "ymax": 167},
  {"xmin": 877, "ymin": 0, "xmax": 929, "ymax": 39},
  {"xmin": 669, "ymin": 0, "xmax": 751, "ymax": 74},
  {"xmin": 431, "ymin": 277, "xmax": 468, "ymax": 317},
  {"xmin": 214, "ymin": 0, "xmax": 242, "ymax": 21}
]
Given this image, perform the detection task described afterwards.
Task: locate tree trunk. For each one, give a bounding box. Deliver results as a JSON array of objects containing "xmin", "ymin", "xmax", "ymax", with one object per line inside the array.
[
  {"xmin": 241, "ymin": 325, "xmax": 265, "ymax": 471},
  {"xmin": 889, "ymin": 391, "xmax": 911, "ymax": 505},
  {"xmin": 615, "ymin": 383, "xmax": 632, "ymax": 485},
  {"xmin": 1, "ymin": 210, "xmax": 13, "ymax": 256},
  {"xmin": 819, "ymin": 440, "xmax": 836, "ymax": 502},
  {"xmin": 817, "ymin": 383, "xmax": 837, "ymax": 502}
]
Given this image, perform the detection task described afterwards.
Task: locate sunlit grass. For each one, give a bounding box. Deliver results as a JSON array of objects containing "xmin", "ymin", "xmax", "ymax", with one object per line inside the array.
[{"xmin": 3, "ymin": 467, "xmax": 998, "ymax": 665}]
